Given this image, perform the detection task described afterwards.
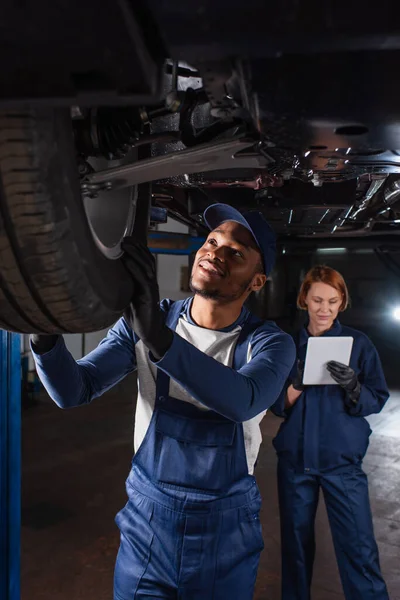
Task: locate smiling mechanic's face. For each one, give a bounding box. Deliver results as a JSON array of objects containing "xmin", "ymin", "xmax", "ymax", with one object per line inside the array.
[
  {"xmin": 305, "ymin": 282, "xmax": 342, "ymax": 332},
  {"xmin": 190, "ymin": 221, "xmax": 266, "ymax": 302}
]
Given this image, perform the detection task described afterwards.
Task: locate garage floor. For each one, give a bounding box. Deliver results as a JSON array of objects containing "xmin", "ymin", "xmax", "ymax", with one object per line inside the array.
[{"xmin": 21, "ymin": 374, "xmax": 400, "ymax": 600}]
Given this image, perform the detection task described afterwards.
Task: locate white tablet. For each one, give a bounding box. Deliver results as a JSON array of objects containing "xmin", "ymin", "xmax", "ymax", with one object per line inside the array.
[{"xmin": 303, "ymin": 336, "xmax": 354, "ymax": 385}]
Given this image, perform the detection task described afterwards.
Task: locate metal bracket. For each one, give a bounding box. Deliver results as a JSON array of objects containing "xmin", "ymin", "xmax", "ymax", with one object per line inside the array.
[{"xmin": 81, "ymin": 137, "xmax": 271, "ymax": 193}]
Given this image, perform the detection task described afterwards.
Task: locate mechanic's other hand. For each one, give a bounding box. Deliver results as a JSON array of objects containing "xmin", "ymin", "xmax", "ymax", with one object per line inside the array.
[
  {"xmin": 30, "ymin": 334, "xmax": 61, "ymax": 355},
  {"xmin": 327, "ymin": 360, "xmax": 360, "ymax": 403},
  {"xmin": 292, "ymin": 359, "xmax": 305, "ymax": 391},
  {"xmin": 122, "ymin": 238, "xmax": 173, "ymax": 360}
]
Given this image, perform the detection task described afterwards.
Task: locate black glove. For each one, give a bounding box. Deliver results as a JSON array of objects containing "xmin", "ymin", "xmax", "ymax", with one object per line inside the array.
[
  {"xmin": 122, "ymin": 239, "xmax": 173, "ymax": 360},
  {"xmin": 326, "ymin": 360, "xmax": 361, "ymax": 403},
  {"xmin": 30, "ymin": 334, "xmax": 60, "ymax": 355},
  {"xmin": 292, "ymin": 359, "xmax": 305, "ymax": 391}
]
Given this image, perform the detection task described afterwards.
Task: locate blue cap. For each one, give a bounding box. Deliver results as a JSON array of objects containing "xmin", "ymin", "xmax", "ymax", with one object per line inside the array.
[{"xmin": 203, "ymin": 203, "xmax": 276, "ymax": 275}]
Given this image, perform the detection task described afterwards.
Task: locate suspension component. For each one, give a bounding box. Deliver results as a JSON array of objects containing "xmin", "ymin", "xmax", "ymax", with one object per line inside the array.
[{"xmin": 73, "ymin": 107, "xmax": 144, "ymax": 160}]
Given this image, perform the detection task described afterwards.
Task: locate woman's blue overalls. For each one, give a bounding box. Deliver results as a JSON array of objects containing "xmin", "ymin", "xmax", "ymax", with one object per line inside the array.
[
  {"xmin": 272, "ymin": 320, "xmax": 389, "ymax": 600},
  {"xmin": 114, "ymin": 300, "xmax": 264, "ymax": 600}
]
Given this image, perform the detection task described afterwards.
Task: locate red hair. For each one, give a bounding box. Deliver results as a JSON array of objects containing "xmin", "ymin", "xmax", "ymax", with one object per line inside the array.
[{"xmin": 297, "ymin": 265, "xmax": 349, "ymax": 312}]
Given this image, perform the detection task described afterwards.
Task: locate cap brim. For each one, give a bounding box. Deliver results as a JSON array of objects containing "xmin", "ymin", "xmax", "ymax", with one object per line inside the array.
[{"xmin": 203, "ymin": 203, "xmax": 259, "ymax": 249}]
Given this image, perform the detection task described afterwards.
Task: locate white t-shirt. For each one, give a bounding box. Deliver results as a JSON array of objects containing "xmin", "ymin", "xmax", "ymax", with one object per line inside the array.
[{"xmin": 134, "ymin": 314, "xmax": 266, "ymax": 475}]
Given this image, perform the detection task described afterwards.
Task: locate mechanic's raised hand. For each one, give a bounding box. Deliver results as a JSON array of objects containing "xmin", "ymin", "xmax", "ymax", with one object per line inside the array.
[
  {"xmin": 121, "ymin": 238, "xmax": 173, "ymax": 360},
  {"xmin": 292, "ymin": 359, "xmax": 305, "ymax": 391},
  {"xmin": 327, "ymin": 360, "xmax": 361, "ymax": 403}
]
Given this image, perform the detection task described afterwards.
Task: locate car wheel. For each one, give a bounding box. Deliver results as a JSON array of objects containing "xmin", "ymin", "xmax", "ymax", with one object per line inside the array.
[{"xmin": 0, "ymin": 108, "xmax": 135, "ymax": 333}]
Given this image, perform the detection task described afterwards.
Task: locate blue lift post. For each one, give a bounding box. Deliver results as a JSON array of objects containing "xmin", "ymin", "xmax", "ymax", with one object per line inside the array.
[{"xmin": 0, "ymin": 331, "xmax": 21, "ymax": 600}]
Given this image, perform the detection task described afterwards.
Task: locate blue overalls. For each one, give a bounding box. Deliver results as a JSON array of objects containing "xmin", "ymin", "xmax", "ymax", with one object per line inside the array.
[
  {"xmin": 114, "ymin": 301, "xmax": 264, "ymax": 600},
  {"xmin": 271, "ymin": 320, "xmax": 390, "ymax": 600}
]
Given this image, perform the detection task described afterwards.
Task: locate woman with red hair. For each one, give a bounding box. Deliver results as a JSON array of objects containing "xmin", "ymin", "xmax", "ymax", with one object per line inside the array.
[{"xmin": 272, "ymin": 265, "xmax": 389, "ymax": 600}]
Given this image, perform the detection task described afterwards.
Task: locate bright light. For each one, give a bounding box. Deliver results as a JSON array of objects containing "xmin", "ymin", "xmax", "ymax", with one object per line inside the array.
[
  {"xmin": 393, "ymin": 307, "xmax": 400, "ymax": 321},
  {"xmin": 316, "ymin": 247, "xmax": 347, "ymax": 254}
]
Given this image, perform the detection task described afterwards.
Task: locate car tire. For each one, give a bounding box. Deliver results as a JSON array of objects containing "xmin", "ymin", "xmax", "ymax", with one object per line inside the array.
[{"xmin": 0, "ymin": 108, "xmax": 134, "ymax": 333}]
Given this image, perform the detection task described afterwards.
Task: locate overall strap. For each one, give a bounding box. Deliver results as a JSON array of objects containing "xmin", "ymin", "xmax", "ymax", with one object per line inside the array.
[
  {"xmin": 156, "ymin": 299, "xmax": 188, "ymax": 402},
  {"xmin": 232, "ymin": 313, "xmax": 263, "ymax": 371},
  {"xmin": 156, "ymin": 369, "xmax": 170, "ymax": 402}
]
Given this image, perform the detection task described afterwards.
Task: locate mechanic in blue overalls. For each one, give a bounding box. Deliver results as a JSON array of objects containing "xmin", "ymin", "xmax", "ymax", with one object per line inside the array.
[
  {"xmin": 271, "ymin": 265, "xmax": 389, "ymax": 600},
  {"xmin": 31, "ymin": 203, "xmax": 296, "ymax": 600}
]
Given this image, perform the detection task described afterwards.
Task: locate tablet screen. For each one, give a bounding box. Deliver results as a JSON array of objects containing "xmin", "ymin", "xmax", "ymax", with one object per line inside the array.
[{"xmin": 303, "ymin": 336, "xmax": 354, "ymax": 385}]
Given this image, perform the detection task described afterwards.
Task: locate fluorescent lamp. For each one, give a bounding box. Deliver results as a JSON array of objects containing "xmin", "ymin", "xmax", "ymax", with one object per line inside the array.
[{"xmin": 316, "ymin": 248, "xmax": 347, "ymax": 254}]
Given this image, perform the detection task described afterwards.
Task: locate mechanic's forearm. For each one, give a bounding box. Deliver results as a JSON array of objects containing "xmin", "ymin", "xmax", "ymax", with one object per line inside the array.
[
  {"xmin": 31, "ymin": 336, "xmax": 92, "ymax": 408},
  {"xmin": 345, "ymin": 384, "xmax": 388, "ymax": 417},
  {"xmin": 154, "ymin": 332, "xmax": 293, "ymax": 422}
]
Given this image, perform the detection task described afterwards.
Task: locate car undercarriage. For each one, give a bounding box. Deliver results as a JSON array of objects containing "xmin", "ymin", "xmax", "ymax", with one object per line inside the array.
[{"xmin": 1, "ymin": 0, "xmax": 400, "ymax": 333}]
